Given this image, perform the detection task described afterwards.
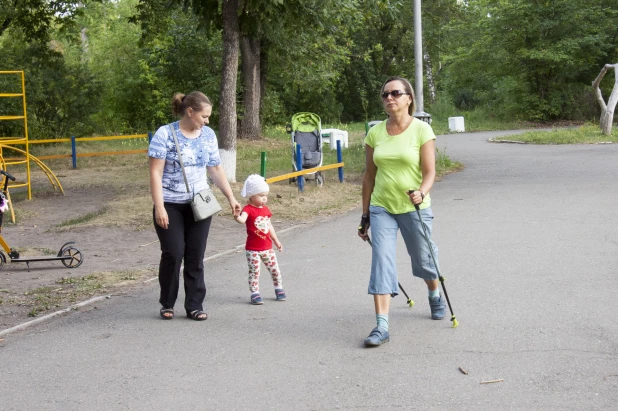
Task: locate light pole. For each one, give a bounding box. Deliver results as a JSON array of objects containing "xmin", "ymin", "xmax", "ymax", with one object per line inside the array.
[{"xmin": 413, "ymin": 0, "xmax": 431, "ymax": 123}]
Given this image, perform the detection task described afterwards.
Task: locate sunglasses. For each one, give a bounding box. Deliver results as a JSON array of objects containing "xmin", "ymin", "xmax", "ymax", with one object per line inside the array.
[{"xmin": 381, "ymin": 90, "xmax": 410, "ymax": 100}]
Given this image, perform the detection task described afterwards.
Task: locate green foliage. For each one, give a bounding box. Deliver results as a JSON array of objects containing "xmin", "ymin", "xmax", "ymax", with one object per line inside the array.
[
  {"xmin": 1, "ymin": 0, "xmax": 617, "ymax": 142},
  {"xmin": 0, "ymin": 28, "xmax": 102, "ymax": 139},
  {"xmin": 82, "ymin": 0, "xmax": 222, "ymax": 133},
  {"xmin": 443, "ymin": 0, "xmax": 618, "ymax": 122},
  {"xmin": 0, "ymin": 0, "xmax": 89, "ymax": 42}
]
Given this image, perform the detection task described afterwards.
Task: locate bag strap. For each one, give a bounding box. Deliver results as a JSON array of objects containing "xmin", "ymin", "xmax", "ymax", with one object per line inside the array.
[{"xmin": 169, "ymin": 124, "xmax": 191, "ymax": 193}]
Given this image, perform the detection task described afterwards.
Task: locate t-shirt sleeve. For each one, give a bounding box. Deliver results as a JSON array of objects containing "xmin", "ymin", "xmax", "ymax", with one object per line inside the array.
[
  {"xmin": 204, "ymin": 128, "xmax": 222, "ymax": 167},
  {"xmin": 419, "ymin": 122, "xmax": 437, "ymax": 146},
  {"xmin": 148, "ymin": 125, "xmax": 170, "ymax": 159},
  {"xmin": 364, "ymin": 126, "xmax": 376, "ymax": 148}
]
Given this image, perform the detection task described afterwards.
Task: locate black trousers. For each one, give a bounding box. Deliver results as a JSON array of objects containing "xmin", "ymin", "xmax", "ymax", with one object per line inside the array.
[{"xmin": 154, "ymin": 202, "xmax": 212, "ymax": 313}]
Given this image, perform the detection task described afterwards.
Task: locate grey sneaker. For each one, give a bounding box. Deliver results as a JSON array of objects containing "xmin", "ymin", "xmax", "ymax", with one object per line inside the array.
[
  {"xmin": 275, "ymin": 289, "xmax": 286, "ymax": 301},
  {"xmin": 429, "ymin": 295, "xmax": 446, "ymax": 320},
  {"xmin": 364, "ymin": 327, "xmax": 390, "ymax": 347},
  {"xmin": 251, "ymin": 293, "xmax": 264, "ymax": 305}
]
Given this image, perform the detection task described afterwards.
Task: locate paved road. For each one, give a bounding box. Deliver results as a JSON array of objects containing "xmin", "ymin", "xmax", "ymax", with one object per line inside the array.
[{"xmin": 1, "ymin": 130, "xmax": 617, "ymax": 410}]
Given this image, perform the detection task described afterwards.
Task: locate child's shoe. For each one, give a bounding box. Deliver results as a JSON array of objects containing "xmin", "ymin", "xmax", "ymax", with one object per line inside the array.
[
  {"xmin": 275, "ymin": 289, "xmax": 286, "ymax": 301},
  {"xmin": 429, "ymin": 295, "xmax": 446, "ymax": 320},
  {"xmin": 251, "ymin": 293, "xmax": 263, "ymax": 305}
]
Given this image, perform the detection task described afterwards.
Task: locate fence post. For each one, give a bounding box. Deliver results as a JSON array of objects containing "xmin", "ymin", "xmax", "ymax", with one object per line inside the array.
[
  {"xmin": 71, "ymin": 135, "xmax": 77, "ymax": 169},
  {"xmin": 260, "ymin": 151, "xmax": 266, "ymax": 177},
  {"xmin": 296, "ymin": 144, "xmax": 304, "ymax": 192},
  {"xmin": 148, "ymin": 131, "xmax": 153, "ymax": 144},
  {"xmin": 337, "ymin": 140, "xmax": 344, "ymax": 182}
]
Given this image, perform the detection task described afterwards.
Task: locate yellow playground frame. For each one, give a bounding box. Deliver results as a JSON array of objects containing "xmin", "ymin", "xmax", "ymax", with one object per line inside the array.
[{"xmin": 0, "ymin": 70, "xmax": 64, "ymax": 222}]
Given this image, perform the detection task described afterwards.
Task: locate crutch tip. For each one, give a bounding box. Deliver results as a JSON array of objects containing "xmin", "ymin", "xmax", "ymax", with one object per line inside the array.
[
  {"xmin": 407, "ymin": 299, "xmax": 415, "ymax": 307},
  {"xmin": 451, "ymin": 316, "xmax": 459, "ymax": 328}
]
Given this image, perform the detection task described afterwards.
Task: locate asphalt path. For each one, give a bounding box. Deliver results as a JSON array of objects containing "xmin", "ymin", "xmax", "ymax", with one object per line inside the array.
[{"xmin": 1, "ymin": 130, "xmax": 617, "ymax": 410}]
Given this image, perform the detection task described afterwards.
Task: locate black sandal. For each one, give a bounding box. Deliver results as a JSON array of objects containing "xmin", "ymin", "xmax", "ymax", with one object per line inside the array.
[
  {"xmin": 160, "ymin": 308, "xmax": 174, "ymax": 320},
  {"xmin": 187, "ymin": 310, "xmax": 208, "ymax": 321}
]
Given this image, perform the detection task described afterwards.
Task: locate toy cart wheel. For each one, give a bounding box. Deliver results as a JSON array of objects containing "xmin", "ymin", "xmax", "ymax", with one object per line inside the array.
[
  {"xmin": 61, "ymin": 247, "xmax": 84, "ymax": 268},
  {"xmin": 0, "ymin": 251, "xmax": 5, "ymax": 270},
  {"xmin": 316, "ymin": 173, "xmax": 324, "ymax": 186}
]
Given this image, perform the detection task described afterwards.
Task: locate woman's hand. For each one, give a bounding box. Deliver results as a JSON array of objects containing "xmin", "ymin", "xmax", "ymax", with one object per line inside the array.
[
  {"xmin": 358, "ymin": 214, "xmax": 370, "ymax": 241},
  {"xmin": 229, "ymin": 197, "xmax": 241, "ymax": 217},
  {"xmin": 206, "ymin": 164, "xmax": 242, "ymax": 217},
  {"xmin": 154, "ymin": 206, "xmax": 169, "ymax": 229},
  {"xmin": 407, "ymin": 190, "xmax": 425, "ymax": 205}
]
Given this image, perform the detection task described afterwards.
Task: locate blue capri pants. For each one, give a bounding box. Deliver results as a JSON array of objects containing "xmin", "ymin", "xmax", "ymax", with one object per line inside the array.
[{"xmin": 368, "ymin": 205, "xmax": 440, "ymax": 296}]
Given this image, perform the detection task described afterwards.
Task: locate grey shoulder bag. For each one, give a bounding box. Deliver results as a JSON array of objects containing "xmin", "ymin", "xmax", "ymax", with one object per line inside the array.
[{"xmin": 169, "ymin": 125, "xmax": 222, "ymax": 221}]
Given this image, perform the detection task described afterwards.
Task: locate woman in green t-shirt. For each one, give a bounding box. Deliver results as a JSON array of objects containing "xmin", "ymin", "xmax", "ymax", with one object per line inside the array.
[{"xmin": 358, "ymin": 76, "xmax": 446, "ymax": 347}]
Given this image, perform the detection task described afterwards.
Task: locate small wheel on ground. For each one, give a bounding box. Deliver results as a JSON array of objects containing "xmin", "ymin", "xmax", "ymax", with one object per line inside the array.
[
  {"xmin": 61, "ymin": 247, "xmax": 84, "ymax": 268},
  {"xmin": 0, "ymin": 251, "xmax": 6, "ymax": 270},
  {"xmin": 316, "ymin": 173, "xmax": 324, "ymax": 186}
]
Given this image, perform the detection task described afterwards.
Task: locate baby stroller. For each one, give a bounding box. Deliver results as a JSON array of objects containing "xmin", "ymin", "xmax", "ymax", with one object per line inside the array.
[{"xmin": 286, "ymin": 112, "xmax": 324, "ymax": 186}]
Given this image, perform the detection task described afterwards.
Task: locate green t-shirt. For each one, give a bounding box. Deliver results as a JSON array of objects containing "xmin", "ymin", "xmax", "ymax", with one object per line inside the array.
[{"xmin": 364, "ymin": 119, "xmax": 436, "ymax": 214}]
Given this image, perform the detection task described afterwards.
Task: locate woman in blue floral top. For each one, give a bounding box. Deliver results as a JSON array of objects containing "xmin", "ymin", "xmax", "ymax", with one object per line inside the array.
[{"xmin": 148, "ymin": 91, "xmax": 241, "ymax": 321}]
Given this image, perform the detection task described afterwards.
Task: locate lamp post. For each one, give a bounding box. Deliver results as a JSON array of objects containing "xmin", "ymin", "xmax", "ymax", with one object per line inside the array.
[{"xmin": 413, "ymin": 0, "xmax": 431, "ymax": 124}]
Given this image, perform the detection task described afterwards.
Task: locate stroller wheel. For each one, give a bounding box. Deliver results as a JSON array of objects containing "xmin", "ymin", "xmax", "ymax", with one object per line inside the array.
[
  {"xmin": 316, "ymin": 173, "xmax": 324, "ymax": 186},
  {"xmin": 289, "ymin": 167, "xmax": 297, "ymax": 184},
  {"xmin": 0, "ymin": 251, "xmax": 5, "ymax": 270}
]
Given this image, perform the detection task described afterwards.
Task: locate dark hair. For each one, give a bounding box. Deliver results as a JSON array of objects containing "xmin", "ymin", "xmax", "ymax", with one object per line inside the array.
[
  {"xmin": 381, "ymin": 76, "xmax": 416, "ymax": 116},
  {"xmin": 171, "ymin": 91, "xmax": 212, "ymax": 117}
]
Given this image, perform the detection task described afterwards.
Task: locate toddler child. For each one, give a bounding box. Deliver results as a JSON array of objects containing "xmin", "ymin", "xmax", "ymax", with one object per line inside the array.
[{"xmin": 235, "ymin": 174, "xmax": 286, "ymax": 305}]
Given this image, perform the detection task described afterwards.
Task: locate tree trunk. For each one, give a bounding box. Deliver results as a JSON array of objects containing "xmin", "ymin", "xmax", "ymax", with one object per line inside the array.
[
  {"xmin": 424, "ymin": 49, "xmax": 436, "ymax": 104},
  {"xmin": 0, "ymin": 0, "xmax": 17, "ymax": 37},
  {"xmin": 218, "ymin": 0, "xmax": 240, "ymax": 182},
  {"xmin": 592, "ymin": 63, "xmax": 618, "ymax": 136},
  {"xmin": 259, "ymin": 44, "xmax": 268, "ymax": 114},
  {"xmin": 80, "ymin": 27, "xmax": 89, "ymax": 63},
  {"xmin": 239, "ymin": 36, "xmax": 261, "ymax": 140}
]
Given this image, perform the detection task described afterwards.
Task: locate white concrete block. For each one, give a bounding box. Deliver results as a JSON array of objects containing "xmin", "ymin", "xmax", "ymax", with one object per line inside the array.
[
  {"xmin": 448, "ymin": 116, "xmax": 465, "ymax": 132},
  {"xmin": 321, "ymin": 129, "xmax": 348, "ymax": 149}
]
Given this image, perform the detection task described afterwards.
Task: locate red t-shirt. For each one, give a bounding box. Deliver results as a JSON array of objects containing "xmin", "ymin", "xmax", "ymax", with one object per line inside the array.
[{"xmin": 243, "ymin": 205, "xmax": 273, "ymax": 251}]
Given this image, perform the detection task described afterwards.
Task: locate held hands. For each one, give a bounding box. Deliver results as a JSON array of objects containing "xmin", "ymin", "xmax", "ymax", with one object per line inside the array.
[
  {"xmin": 229, "ymin": 198, "xmax": 242, "ymax": 217},
  {"xmin": 358, "ymin": 214, "xmax": 370, "ymax": 241}
]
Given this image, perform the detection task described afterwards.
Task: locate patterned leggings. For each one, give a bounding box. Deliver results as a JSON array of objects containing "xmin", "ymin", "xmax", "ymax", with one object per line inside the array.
[{"xmin": 245, "ymin": 249, "xmax": 282, "ymax": 293}]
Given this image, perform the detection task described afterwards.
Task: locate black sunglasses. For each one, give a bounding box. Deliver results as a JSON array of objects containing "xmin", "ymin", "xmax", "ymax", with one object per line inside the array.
[{"xmin": 381, "ymin": 90, "xmax": 410, "ymax": 100}]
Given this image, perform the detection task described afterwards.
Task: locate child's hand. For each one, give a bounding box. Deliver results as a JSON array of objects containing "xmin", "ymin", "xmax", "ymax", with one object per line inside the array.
[{"xmin": 274, "ymin": 240, "xmax": 283, "ymax": 252}]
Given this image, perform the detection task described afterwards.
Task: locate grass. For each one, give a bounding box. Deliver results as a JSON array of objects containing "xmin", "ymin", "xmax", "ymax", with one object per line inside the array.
[
  {"xmin": 490, "ymin": 123, "xmax": 616, "ymax": 144},
  {"xmin": 56, "ymin": 208, "xmax": 109, "ymax": 228},
  {"xmin": 14, "ymin": 269, "xmax": 155, "ymax": 317},
  {"xmin": 427, "ymin": 101, "xmax": 527, "ymax": 135}
]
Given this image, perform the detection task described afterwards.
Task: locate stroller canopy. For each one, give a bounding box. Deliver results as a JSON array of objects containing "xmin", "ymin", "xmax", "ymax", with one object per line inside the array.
[{"xmin": 292, "ymin": 112, "xmax": 321, "ymax": 133}]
